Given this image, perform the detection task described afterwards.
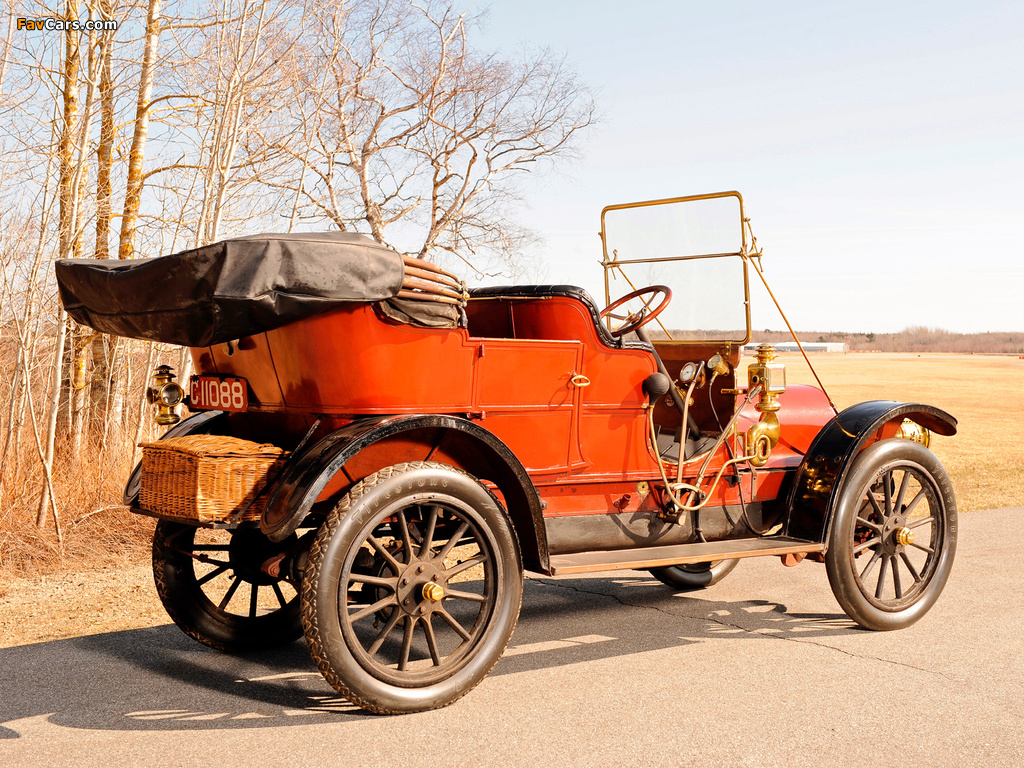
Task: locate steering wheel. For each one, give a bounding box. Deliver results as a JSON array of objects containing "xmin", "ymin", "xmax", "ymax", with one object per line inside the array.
[{"xmin": 599, "ymin": 285, "xmax": 672, "ymax": 338}]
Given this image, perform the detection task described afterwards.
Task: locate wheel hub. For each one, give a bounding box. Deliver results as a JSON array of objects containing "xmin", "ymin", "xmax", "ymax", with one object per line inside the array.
[
  {"xmin": 229, "ymin": 530, "xmax": 287, "ymax": 586},
  {"xmin": 396, "ymin": 561, "xmax": 446, "ymax": 616},
  {"xmin": 895, "ymin": 526, "xmax": 914, "ymax": 547},
  {"xmin": 879, "ymin": 511, "xmax": 911, "ymax": 555}
]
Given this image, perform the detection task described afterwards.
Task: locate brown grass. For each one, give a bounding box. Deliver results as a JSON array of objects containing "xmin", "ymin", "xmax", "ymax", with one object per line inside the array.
[
  {"xmin": 766, "ymin": 352, "xmax": 1024, "ymax": 514},
  {"xmin": 0, "ymin": 452, "xmax": 155, "ymax": 578}
]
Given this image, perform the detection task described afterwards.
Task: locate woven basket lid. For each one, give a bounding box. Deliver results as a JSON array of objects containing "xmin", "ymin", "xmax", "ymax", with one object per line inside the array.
[{"xmin": 139, "ymin": 434, "xmax": 286, "ymax": 458}]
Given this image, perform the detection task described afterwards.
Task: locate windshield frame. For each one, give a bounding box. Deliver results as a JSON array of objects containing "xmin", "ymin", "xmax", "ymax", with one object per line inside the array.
[{"xmin": 599, "ymin": 190, "xmax": 752, "ymax": 345}]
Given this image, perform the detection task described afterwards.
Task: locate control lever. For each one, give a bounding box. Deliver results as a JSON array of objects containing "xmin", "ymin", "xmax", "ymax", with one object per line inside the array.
[{"xmin": 634, "ymin": 325, "xmax": 700, "ymax": 438}]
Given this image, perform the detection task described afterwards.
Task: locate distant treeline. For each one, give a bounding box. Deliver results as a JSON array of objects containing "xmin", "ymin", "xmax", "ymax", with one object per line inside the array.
[{"xmin": 748, "ymin": 327, "xmax": 1024, "ymax": 354}]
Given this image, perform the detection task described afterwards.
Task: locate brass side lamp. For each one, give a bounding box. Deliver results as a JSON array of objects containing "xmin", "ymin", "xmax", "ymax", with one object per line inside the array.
[{"xmin": 147, "ymin": 365, "xmax": 184, "ymax": 425}]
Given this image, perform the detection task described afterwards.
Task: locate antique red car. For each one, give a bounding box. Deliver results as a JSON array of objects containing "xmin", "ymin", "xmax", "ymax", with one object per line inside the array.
[{"xmin": 56, "ymin": 191, "xmax": 958, "ymax": 714}]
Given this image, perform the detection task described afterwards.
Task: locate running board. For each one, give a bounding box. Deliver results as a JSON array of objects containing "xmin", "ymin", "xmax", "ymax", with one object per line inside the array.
[{"xmin": 547, "ymin": 537, "xmax": 824, "ymax": 576}]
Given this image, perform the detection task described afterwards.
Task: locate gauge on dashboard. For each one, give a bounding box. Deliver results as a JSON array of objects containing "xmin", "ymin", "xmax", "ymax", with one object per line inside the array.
[
  {"xmin": 679, "ymin": 362, "xmax": 699, "ymax": 384},
  {"xmin": 707, "ymin": 353, "xmax": 730, "ymax": 377}
]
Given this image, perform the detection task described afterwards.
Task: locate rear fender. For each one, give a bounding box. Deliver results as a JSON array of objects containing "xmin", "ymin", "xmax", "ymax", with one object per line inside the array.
[
  {"xmin": 261, "ymin": 415, "xmax": 548, "ymax": 572},
  {"xmin": 784, "ymin": 400, "xmax": 957, "ymax": 546},
  {"xmin": 122, "ymin": 410, "xmax": 229, "ymax": 505}
]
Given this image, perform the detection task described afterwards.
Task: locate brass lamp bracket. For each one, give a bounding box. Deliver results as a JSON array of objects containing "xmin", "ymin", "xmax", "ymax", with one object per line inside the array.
[{"xmin": 746, "ymin": 344, "xmax": 786, "ymax": 467}]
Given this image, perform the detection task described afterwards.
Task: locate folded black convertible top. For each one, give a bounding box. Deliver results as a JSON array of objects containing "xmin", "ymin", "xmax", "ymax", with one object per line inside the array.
[{"xmin": 55, "ymin": 232, "xmax": 409, "ymax": 347}]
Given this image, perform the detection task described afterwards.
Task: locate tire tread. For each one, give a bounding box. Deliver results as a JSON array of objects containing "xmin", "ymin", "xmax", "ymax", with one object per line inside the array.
[{"xmin": 301, "ymin": 461, "xmax": 521, "ymax": 715}]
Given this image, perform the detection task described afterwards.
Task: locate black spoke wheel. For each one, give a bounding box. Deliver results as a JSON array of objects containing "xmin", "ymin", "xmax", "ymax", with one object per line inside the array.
[
  {"xmin": 825, "ymin": 439, "xmax": 957, "ymax": 631},
  {"xmin": 302, "ymin": 462, "xmax": 523, "ymax": 714},
  {"xmin": 648, "ymin": 559, "xmax": 739, "ymax": 591},
  {"xmin": 152, "ymin": 521, "xmax": 303, "ymax": 652}
]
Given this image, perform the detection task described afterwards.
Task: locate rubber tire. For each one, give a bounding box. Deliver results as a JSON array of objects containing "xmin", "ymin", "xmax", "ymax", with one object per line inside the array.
[
  {"xmin": 825, "ymin": 440, "xmax": 957, "ymax": 631},
  {"xmin": 152, "ymin": 521, "xmax": 303, "ymax": 652},
  {"xmin": 648, "ymin": 559, "xmax": 740, "ymax": 591},
  {"xmin": 302, "ymin": 461, "xmax": 523, "ymax": 715}
]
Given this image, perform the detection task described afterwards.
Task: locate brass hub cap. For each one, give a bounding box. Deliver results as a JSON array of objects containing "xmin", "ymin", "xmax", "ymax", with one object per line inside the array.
[
  {"xmin": 895, "ymin": 527, "xmax": 915, "ymax": 547},
  {"xmin": 422, "ymin": 582, "xmax": 445, "ymax": 602}
]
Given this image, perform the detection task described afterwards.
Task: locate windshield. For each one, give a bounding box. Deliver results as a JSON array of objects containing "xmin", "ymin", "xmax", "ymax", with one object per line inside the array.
[{"xmin": 600, "ymin": 192, "xmax": 750, "ymax": 343}]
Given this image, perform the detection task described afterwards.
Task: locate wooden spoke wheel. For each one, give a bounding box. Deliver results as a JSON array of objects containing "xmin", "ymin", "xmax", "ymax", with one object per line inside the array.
[
  {"xmin": 825, "ymin": 439, "xmax": 957, "ymax": 630},
  {"xmin": 152, "ymin": 521, "xmax": 303, "ymax": 652},
  {"xmin": 302, "ymin": 462, "xmax": 523, "ymax": 714}
]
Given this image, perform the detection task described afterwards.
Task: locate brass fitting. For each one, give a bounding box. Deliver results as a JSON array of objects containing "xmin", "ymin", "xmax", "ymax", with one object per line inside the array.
[
  {"xmin": 895, "ymin": 418, "xmax": 931, "ymax": 448},
  {"xmin": 747, "ymin": 412, "xmax": 781, "ymax": 467},
  {"xmin": 746, "ymin": 344, "xmax": 786, "ymax": 467},
  {"xmin": 706, "ymin": 353, "xmax": 730, "ymax": 378},
  {"xmin": 147, "ymin": 365, "xmax": 184, "ymax": 426},
  {"xmin": 421, "ymin": 582, "xmax": 445, "ymax": 602}
]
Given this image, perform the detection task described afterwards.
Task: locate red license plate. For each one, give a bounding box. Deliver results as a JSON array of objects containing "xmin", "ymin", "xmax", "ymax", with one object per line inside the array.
[{"xmin": 190, "ymin": 376, "xmax": 248, "ymax": 411}]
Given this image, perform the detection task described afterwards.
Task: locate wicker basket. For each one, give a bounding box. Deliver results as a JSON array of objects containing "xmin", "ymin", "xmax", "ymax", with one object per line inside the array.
[{"xmin": 139, "ymin": 435, "xmax": 289, "ymax": 524}]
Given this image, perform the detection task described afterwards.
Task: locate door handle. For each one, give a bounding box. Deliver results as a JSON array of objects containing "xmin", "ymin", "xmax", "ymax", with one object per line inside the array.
[{"xmin": 569, "ymin": 374, "xmax": 591, "ymax": 387}]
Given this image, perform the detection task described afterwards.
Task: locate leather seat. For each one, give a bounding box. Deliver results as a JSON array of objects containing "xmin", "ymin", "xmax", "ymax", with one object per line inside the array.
[{"xmin": 468, "ymin": 285, "xmax": 652, "ymax": 350}]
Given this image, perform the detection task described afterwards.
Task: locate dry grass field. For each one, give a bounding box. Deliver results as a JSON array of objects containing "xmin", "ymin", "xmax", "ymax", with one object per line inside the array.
[{"xmin": 766, "ymin": 352, "xmax": 1024, "ymax": 514}]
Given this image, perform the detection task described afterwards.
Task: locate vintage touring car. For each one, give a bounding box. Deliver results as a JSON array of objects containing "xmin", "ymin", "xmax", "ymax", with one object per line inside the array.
[{"xmin": 56, "ymin": 191, "xmax": 958, "ymax": 714}]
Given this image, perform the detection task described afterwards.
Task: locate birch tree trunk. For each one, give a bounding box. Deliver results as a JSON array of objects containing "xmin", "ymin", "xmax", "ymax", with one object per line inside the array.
[
  {"xmin": 131, "ymin": 341, "xmax": 157, "ymax": 466},
  {"xmin": 37, "ymin": 309, "xmax": 69, "ymax": 533},
  {"xmin": 94, "ymin": 2, "xmax": 115, "ymax": 260},
  {"xmin": 57, "ymin": 0, "xmax": 80, "ymax": 262},
  {"xmin": 89, "ymin": 7, "xmax": 119, "ymax": 443},
  {"xmin": 117, "ymin": 0, "xmax": 162, "ymax": 260},
  {"xmin": 54, "ymin": 7, "xmax": 86, "ymax": 465},
  {"xmin": 67, "ymin": 18, "xmax": 104, "ymax": 458}
]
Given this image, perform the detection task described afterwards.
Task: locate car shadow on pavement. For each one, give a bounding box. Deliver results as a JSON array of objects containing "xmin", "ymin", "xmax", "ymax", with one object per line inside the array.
[
  {"xmin": 0, "ymin": 574, "xmax": 858, "ymax": 735},
  {"xmin": 496, "ymin": 573, "xmax": 860, "ymax": 676}
]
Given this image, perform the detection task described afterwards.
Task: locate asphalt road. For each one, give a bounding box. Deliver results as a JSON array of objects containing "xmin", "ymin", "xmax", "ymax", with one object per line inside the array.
[{"xmin": 2, "ymin": 507, "xmax": 1022, "ymax": 767}]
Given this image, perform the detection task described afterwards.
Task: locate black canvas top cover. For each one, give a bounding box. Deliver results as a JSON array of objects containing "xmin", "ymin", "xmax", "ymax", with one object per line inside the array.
[{"xmin": 55, "ymin": 232, "xmax": 407, "ymax": 347}]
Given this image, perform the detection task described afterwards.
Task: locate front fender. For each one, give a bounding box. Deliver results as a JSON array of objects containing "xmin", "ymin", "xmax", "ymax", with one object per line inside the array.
[
  {"xmin": 260, "ymin": 414, "xmax": 548, "ymax": 570},
  {"xmin": 784, "ymin": 400, "xmax": 957, "ymax": 545}
]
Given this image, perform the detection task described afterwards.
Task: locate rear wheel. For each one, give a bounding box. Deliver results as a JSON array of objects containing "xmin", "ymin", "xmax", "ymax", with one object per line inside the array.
[
  {"xmin": 825, "ymin": 439, "xmax": 957, "ymax": 630},
  {"xmin": 302, "ymin": 461, "xmax": 523, "ymax": 714},
  {"xmin": 153, "ymin": 521, "xmax": 303, "ymax": 652},
  {"xmin": 648, "ymin": 559, "xmax": 739, "ymax": 590}
]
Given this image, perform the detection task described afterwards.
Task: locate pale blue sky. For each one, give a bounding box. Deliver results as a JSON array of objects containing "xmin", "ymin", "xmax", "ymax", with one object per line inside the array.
[{"xmin": 467, "ymin": 0, "xmax": 1024, "ymax": 333}]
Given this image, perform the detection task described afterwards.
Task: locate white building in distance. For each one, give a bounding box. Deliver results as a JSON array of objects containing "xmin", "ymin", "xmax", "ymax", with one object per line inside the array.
[{"xmin": 743, "ymin": 341, "xmax": 849, "ymax": 354}]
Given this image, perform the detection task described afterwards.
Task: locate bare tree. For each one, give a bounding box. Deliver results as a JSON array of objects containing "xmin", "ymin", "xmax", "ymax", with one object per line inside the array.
[
  {"xmin": 0, "ymin": 0, "xmax": 596, "ymax": 554},
  {"xmin": 117, "ymin": 0, "xmax": 162, "ymax": 260},
  {"xmin": 94, "ymin": 0, "xmax": 118, "ymax": 260},
  {"xmin": 57, "ymin": 0, "xmax": 81, "ymax": 262},
  {"xmin": 265, "ymin": 0, "xmax": 594, "ymax": 275}
]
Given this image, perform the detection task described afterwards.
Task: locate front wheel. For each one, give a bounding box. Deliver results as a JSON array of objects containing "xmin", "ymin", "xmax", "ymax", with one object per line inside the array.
[
  {"xmin": 825, "ymin": 439, "xmax": 957, "ymax": 631},
  {"xmin": 302, "ymin": 462, "xmax": 523, "ymax": 714},
  {"xmin": 648, "ymin": 559, "xmax": 739, "ymax": 590}
]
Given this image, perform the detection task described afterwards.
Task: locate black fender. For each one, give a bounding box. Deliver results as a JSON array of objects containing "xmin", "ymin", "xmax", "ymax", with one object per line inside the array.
[
  {"xmin": 784, "ymin": 401, "xmax": 957, "ymax": 546},
  {"xmin": 122, "ymin": 410, "xmax": 229, "ymax": 505},
  {"xmin": 260, "ymin": 414, "xmax": 549, "ymax": 572}
]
